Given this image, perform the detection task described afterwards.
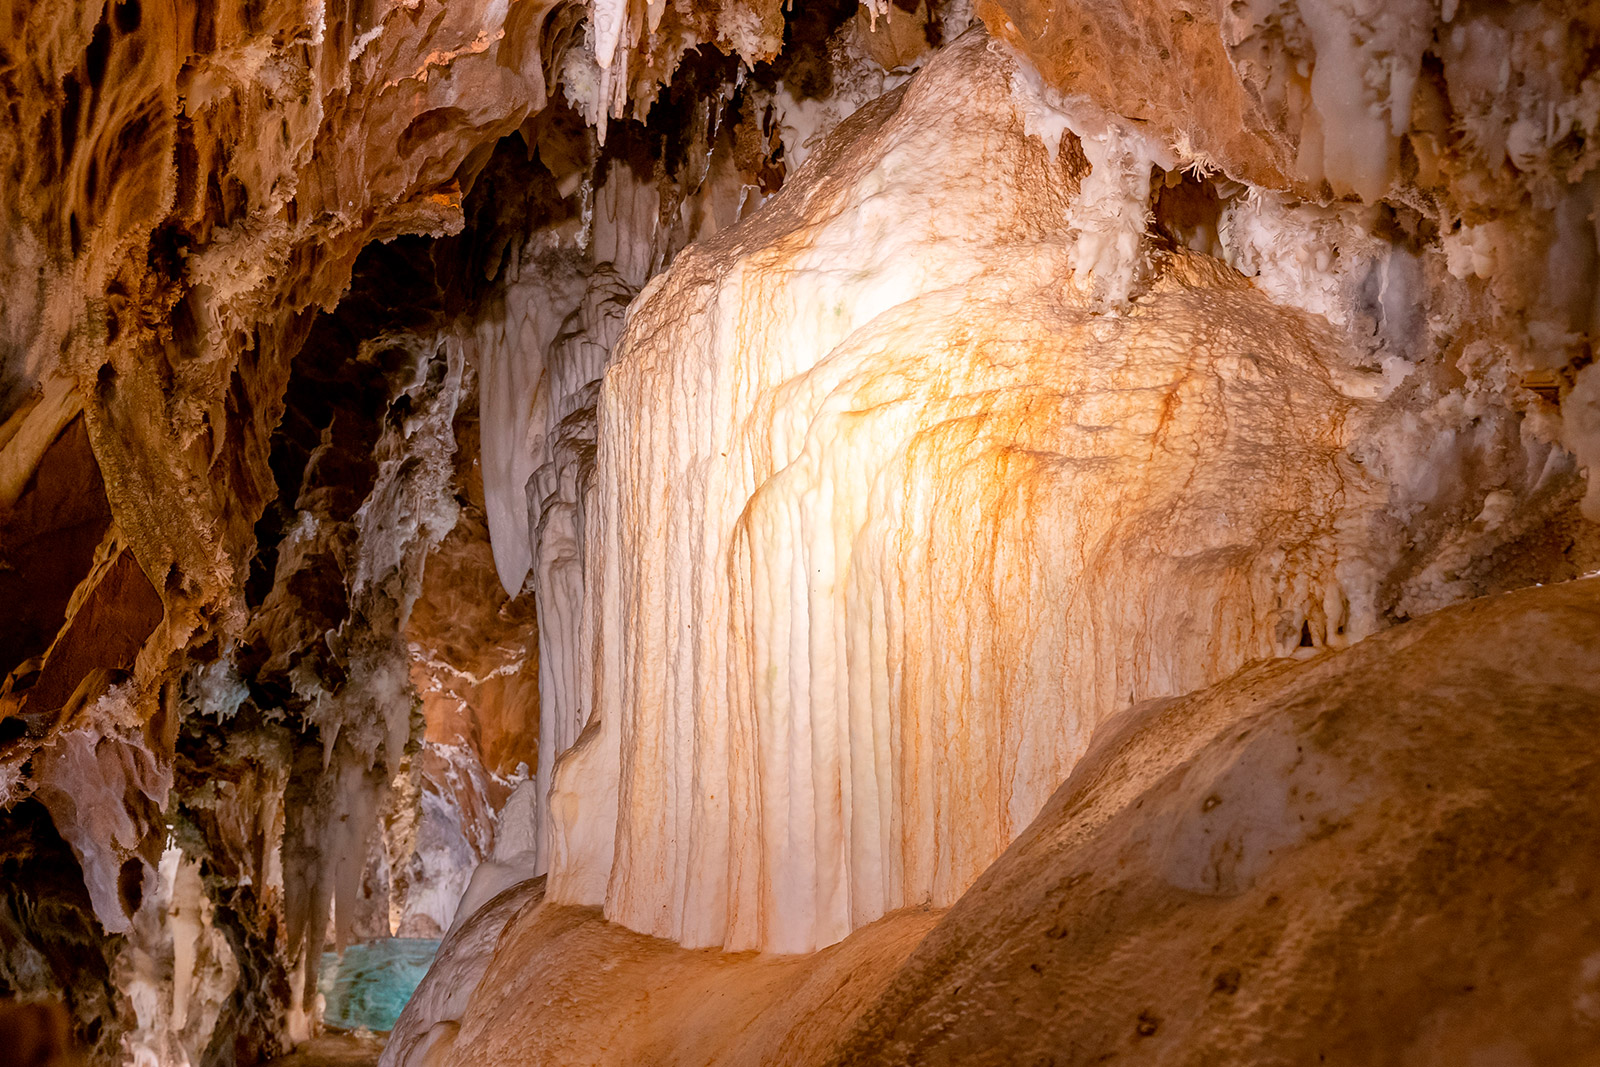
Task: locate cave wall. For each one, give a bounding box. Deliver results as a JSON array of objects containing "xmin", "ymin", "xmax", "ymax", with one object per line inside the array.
[
  {"xmin": 2, "ymin": 3, "xmax": 561, "ymax": 1050},
  {"xmin": 981, "ymin": 0, "xmax": 1600, "ymax": 509},
  {"xmin": 0, "ymin": 0, "xmax": 896, "ymax": 1053},
  {"xmin": 1, "ymin": 0, "xmax": 1598, "ymax": 1060}
]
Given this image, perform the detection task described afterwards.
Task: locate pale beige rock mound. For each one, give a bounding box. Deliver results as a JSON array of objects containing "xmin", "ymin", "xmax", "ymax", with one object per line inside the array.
[
  {"xmin": 436, "ymin": 901, "xmax": 939, "ymax": 1067},
  {"xmin": 829, "ymin": 576, "xmax": 1600, "ymax": 1066}
]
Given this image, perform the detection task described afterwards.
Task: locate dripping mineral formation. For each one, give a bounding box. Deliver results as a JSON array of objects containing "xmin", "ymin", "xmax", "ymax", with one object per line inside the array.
[{"xmin": 0, "ymin": 0, "xmax": 1597, "ymax": 1064}]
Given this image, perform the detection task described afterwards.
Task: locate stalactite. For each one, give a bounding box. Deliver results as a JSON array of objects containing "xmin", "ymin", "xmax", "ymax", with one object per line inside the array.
[
  {"xmin": 527, "ymin": 268, "xmax": 636, "ymax": 871},
  {"xmin": 268, "ymin": 336, "xmax": 470, "ymax": 1019}
]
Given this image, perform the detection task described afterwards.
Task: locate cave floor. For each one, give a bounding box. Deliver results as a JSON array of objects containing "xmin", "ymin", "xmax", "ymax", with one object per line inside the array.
[{"xmin": 264, "ymin": 1032, "xmax": 385, "ymax": 1067}]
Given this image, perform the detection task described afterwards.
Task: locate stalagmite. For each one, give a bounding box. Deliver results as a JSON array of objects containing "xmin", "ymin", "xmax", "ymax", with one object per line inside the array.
[{"xmin": 117, "ymin": 847, "xmax": 240, "ymax": 1067}]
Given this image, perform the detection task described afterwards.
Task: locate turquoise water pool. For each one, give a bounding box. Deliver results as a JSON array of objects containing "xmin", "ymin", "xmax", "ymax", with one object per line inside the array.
[{"xmin": 319, "ymin": 938, "xmax": 440, "ymax": 1031}]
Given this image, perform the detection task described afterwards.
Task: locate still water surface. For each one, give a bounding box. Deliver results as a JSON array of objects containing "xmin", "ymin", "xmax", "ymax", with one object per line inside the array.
[{"xmin": 319, "ymin": 938, "xmax": 441, "ymax": 1031}]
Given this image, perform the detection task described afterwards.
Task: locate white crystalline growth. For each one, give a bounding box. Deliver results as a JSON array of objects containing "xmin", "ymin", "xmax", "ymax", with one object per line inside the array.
[
  {"xmin": 467, "ymin": 232, "xmax": 641, "ymax": 873},
  {"xmin": 394, "ymin": 746, "xmax": 489, "ymax": 939},
  {"xmin": 759, "ymin": 16, "xmax": 923, "ymax": 177},
  {"xmin": 1005, "ymin": 42, "xmax": 1176, "ymax": 305},
  {"xmin": 183, "ymin": 649, "xmax": 250, "ymax": 722},
  {"xmin": 31, "ymin": 682, "xmax": 171, "ymax": 936},
  {"xmin": 1566, "ymin": 364, "xmax": 1600, "ymax": 522},
  {"xmin": 346, "ymin": 336, "xmax": 466, "ymax": 628},
  {"xmin": 0, "ymin": 761, "xmax": 19, "ymax": 809},
  {"xmin": 475, "ymin": 240, "xmax": 588, "ymax": 597},
  {"xmin": 546, "ymin": 32, "xmax": 1383, "ymax": 955},
  {"xmin": 1216, "ymin": 192, "xmax": 1426, "ymax": 367},
  {"xmin": 1294, "ymin": 0, "xmax": 1431, "ymax": 201},
  {"xmin": 447, "ymin": 777, "xmax": 542, "ymax": 934},
  {"xmin": 301, "ymin": 332, "xmax": 466, "ymax": 769},
  {"xmin": 1221, "ymin": 0, "xmax": 1431, "ymax": 201},
  {"xmin": 590, "ymin": 0, "xmax": 627, "ymax": 71},
  {"xmin": 119, "ymin": 846, "xmax": 240, "ymax": 1067},
  {"xmin": 525, "ymin": 268, "xmax": 635, "ymax": 873},
  {"xmin": 278, "ymin": 334, "xmax": 469, "ymax": 1017},
  {"xmin": 283, "ymin": 750, "xmax": 386, "ymax": 997},
  {"xmin": 1065, "ymin": 124, "xmax": 1161, "ymax": 304}
]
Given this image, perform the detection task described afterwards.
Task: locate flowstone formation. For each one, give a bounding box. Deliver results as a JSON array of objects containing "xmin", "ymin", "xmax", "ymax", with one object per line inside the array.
[
  {"xmin": 555, "ymin": 32, "xmax": 1384, "ymax": 954},
  {"xmin": 0, "ymin": 0, "xmax": 1597, "ymax": 1063},
  {"xmin": 534, "ymin": 17, "xmax": 1600, "ymax": 958}
]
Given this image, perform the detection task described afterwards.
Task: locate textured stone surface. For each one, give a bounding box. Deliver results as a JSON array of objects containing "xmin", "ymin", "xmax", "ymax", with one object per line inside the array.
[
  {"xmin": 981, "ymin": 0, "xmax": 1600, "ymax": 205},
  {"xmin": 404, "ymin": 577, "xmax": 1600, "ymax": 1067},
  {"xmin": 982, "ymin": 0, "xmax": 1600, "ymax": 472},
  {"xmin": 0, "ymin": 3, "xmax": 563, "ymax": 1046},
  {"xmin": 436, "ymin": 898, "xmax": 939, "ymax": 1067},
  {"xmin": 2, "ymin": 0, "xmax": 555, "ymax": 704},
  {"xmin": 547, "ymin": 31, "xmax": 1448, "ymax": 955},
  {"xmin": 828, "ymin": 577, "xmax": 1600, "ymax": 1065},
  {"xmin": 380, "ymin": 877, "xmax": 548, "ymax": 1067}
]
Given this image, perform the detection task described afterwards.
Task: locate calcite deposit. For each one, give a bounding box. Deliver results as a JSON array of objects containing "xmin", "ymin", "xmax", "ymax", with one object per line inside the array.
[
  {"xmin": 552, "ymin": 32, "xmax": 1383, "ymax": 954},
  {"xmin": 0, "ymin": 0, "xmax": 1597, "ymax": 1063},
  {"xmin": 537, "ymin": 22, "xmax": 1597, "ymax": 961}
]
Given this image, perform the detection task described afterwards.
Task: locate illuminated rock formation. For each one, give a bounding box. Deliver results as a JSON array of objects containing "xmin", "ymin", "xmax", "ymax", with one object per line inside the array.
[
  {"xmin": 540, "ymin": 29, "xmax": 1556, "ymax": 956},
  {"xmin": 831, "ymin": 577, "xmax": 1600, "ymax": 1066},
  {"xmin": 1, "ymin": 0, "xmax": 1598, "ymax": 1060},
  {"xmin": 984, "ymin": 0, "xmax": 1600, "ymax": 499}
]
